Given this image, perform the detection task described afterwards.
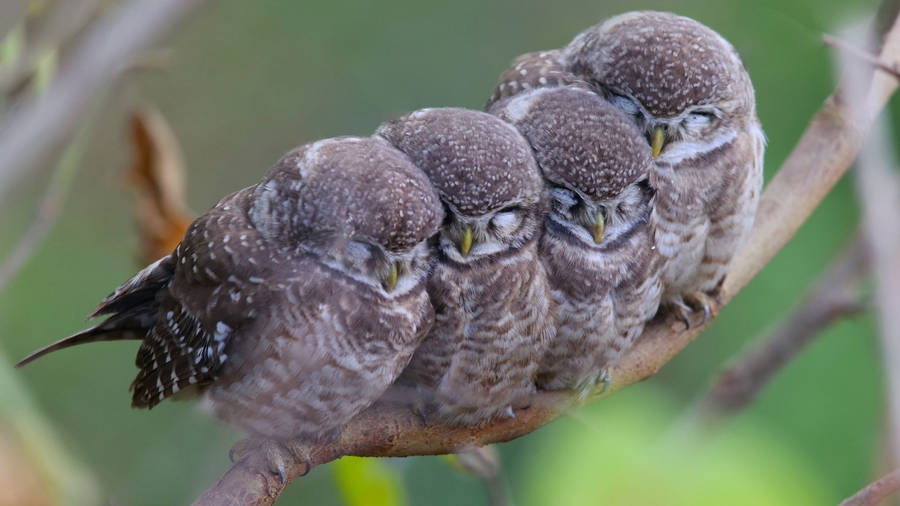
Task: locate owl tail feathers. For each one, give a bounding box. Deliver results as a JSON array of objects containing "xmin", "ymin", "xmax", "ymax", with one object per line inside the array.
[
  {"xmin": 15, "ymin": 257, "xmax": 175, "ymax": 368},
  {"xmin": 15, "ymin": 311, "xmax": 149, "ymax": 368},
  {"xmin": 90, "ymin": 254, "xmax": 175, "ymax": 318}
]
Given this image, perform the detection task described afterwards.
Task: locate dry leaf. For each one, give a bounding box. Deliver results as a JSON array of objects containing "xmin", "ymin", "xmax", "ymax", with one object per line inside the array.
[{"xmin": 127, "ymin": 105, "xmax": 192, "ymax": 264}]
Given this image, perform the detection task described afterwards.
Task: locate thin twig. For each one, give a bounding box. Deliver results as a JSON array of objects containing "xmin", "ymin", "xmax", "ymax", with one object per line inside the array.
[
  {"xmin": 824, "ymin": 34, "xmax": 900, "ymax": 80},
  {"xmin": 698, "ymin": 233, "xmax": 868, "ymax": 419},
  {"xmin": 0, "ymin": 125, "xmax": 91, "ymax": 293},
  {"xmin": 0, "ymin": 0, "xmax": 208, "ymax": 199},
  {"xmin": 839, "ymin": 468, "xmax": 900, "ymax": 506},
  {"xmin": 454, "ymin": 446, "xmax": 510, "ymax": 506}
]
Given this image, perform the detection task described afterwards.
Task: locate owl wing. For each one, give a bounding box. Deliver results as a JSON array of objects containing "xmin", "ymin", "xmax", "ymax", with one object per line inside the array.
[{"xmin": 130, "ymin": 187, "xmax": 279, "ymax": 408}]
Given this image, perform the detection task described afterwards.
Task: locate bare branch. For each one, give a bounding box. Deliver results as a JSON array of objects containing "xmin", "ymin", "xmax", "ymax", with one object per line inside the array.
[
  {"xmin": 843, "ymin": 21, "xmax": 900, "ymax": 464},
  {"xmin": 839, "ymin": 468, "xmax": 900, "ymax": 506},
  {"xmin": 824, "ymin": 34, "xmax": 900, "ymax": 80},
  {"xmin": 0, "ymin": 126, "xmax": 91, "ymax": 293},
  {"xmin": 0, "ymin": 0, "xmax": 208, "ymax": 199},
  {"xmin": 698, "ymin": 233, "xmax": 868, "ymax": 419},
  {"xmin": 454, "ymin": 446, "xmax": 510, "ymax": 506}
]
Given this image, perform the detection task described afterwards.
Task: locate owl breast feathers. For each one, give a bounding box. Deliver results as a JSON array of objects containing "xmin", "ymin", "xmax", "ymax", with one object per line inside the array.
[{"xmin": 18, "ymin": 11, "xmax": 761, "ymax": 440}]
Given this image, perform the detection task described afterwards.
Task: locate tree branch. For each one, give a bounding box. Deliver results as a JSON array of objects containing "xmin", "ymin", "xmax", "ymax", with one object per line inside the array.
[
  {"xmin": 839, "ymin": 468, "xmax": 900, "ymax": 506},
  {"xmin": 0, "ymin": 0, "xmax": 208, "ymax": 199},
  {"xmin": 698, "ymin": 233, "xmax": 868, "ymax": 419},
  {"xmin": 193, "ymin": 10, "xmax": 900, "ymax": 506}
]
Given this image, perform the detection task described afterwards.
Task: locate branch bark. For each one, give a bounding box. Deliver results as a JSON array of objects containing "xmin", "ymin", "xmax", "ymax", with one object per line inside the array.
[
  {"xmin": 698, "ymin": 233, "xmax": 868, "ymax": 418},
  {"xmin": 839, "ymin": 468, "xmax": 900, "ymax": 506},
  {"xmin": 194, "ymin": 10, "xmax": 900, "ymax": 506}
]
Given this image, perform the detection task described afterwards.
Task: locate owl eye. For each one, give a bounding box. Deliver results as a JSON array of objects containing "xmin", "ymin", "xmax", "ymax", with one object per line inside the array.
[
  {"xmin": 610, "ymin": 93, "xmax": 640, "ymax": 116},
  {"xmin": 345, "ymin": 240, "xmax": 373, "ymax": 260},
  {"xmin": 684, "ymin": 109, "xmax": 718, "ymax": 130},
  {"xmin": 490, "ymin": 206, "xmax": 521, "ymax": 231}
]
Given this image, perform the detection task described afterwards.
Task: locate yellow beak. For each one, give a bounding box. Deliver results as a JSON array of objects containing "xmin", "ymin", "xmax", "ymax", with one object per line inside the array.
[
  {"xmin": 384, "ymin": 262, "xmax": 398, "ymax": 292},
  {"xmin": 650, "ymin": 126, "xmax": 665, "ymax": 158},
  {"xmin": 592, "ymin": 212, "xmax": 605, "ymax": 244},
  {"xmin": 459, "ymin": 226, "xmax": 473, "ymax": 257}
]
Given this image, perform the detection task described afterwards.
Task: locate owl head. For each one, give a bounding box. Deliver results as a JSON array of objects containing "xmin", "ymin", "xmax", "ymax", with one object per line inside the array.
[
  {"xmin": 484, "ymin": 49, "xmax": 587, "ymax": 110},
  {"xmin": 491, "ymin": 86, "xmax": 654, "ymax": 249},
  {"xmin": 249, "ymin": 136, "xmax": 444, "ymax": 294},
  {"xmin": 563, "ymin": 11, "xmax": 756, "ymax": 157},
  {"xmin": 377, "ymin": 108, "xmax": 546, "ymax": 264}
]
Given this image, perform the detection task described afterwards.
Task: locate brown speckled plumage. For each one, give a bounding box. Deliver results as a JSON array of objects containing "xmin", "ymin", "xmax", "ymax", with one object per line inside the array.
[
  {"xmin": 485, "ymin": 50, "xmax": 587, "ymax": 109},
  {"xmin": 20, "ymin": 137, "xmax": 444, "ymax": 440},
  {"xmin": 492, "ymin": 86, "xmax": 661, "ymax": 393},
  {"xmin": 378, "ymin": 108, "xmax": 555, "ymax": 425},
  {"xmin": 563, "ymin": 11, "xmax": 764, "ymax": 312}
]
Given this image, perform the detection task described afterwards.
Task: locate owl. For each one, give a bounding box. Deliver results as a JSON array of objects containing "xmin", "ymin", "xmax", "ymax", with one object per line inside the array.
[
  {"xmin": 484, "ymin": 49, "xmax": 585, "ymax": 109},
  {"xmin": 562, "ymin": 11, "xmax": 765, "ymax": 324},
  {"xmin": 376, "ymin": 107, "xmax": 554, "ymax": 425},
  {"xmin": 17, "ymin": 137, "xmax": 443, "ymax": 461},
  {"xmin": 490, "ymin": 85, "xmax": 661, "ymax": 395}
]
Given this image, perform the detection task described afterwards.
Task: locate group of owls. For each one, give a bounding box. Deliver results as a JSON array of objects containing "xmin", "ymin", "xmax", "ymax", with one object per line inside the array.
[{"xmin": 19, "ymin": 12, "xmax": 763, "ymax": 448}]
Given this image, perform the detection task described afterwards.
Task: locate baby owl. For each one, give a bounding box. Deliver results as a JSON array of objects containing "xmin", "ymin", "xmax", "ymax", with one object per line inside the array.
[
  {"xmin": 377, "ymin": 108, "xmax": 555, "ymax": 425},
  {"xmin": 17, "ymin": 137, "xmax": 444, "ymax": 447},
  {"xmin": 563, "ymin": 11, "xmax": 765, "ymax": 323},
  {"xmin": 491, "ymin": 86, "xmax": 661, "ymax": 395}
]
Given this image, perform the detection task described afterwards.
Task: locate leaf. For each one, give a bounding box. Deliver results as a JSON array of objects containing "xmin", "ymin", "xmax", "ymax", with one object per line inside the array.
[
  {"xmin": 127, "ymin": 105, "xmax": 193, "ymax": 264},
  {"xmin": 332, "ymin": 457, "xmax": 407, "ymax": 506}
]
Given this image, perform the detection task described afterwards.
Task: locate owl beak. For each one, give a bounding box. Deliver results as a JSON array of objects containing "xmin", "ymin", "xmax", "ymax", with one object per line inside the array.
[
  {"xmin": 459, "ymin": 226, "xmax": 473, "ymax": 257},
  {"xmin": 384, "ymin": 262, "xmax": 398, "ymax": 292},
  {"xmin": 651, "ymin": 126, "xmax": 666, "ymax": 158},
  {"xmin": 591, "ymin": 212, "xmax": 605, "ymax": 244}
]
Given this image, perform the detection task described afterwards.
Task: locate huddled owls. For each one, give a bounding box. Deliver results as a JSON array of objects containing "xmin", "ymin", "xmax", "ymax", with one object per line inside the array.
[{"xmin": 17, "ymin": 10, "xmax": 761, "ymax": 464}]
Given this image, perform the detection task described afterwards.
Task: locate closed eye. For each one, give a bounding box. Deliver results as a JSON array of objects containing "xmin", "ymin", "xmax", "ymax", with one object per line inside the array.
[
  {"xmin": 490, "ymin": 208, "xmax": 521, "ymax": 231},
  {"xmin": 683, "ymin": 109, "xmax": 719, "ymax": 132}
]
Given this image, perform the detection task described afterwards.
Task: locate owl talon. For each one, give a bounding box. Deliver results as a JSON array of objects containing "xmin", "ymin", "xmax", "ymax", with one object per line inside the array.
[
  {"xmin": 596, "ymin": 370, "xmax": 611, "ymax": 394},
  {"xmin": 230, "ymin": 436, "xmax": 313, "ymax": 485},
  {"xmin": 298, "ymin": 456, "xmax": 313, "ymax": 477},
  {"xmin": 504, "ymin": 406, "xmax": 516, "ymax": 419},
  {"xmin": 683, "ymin": 291, "xmax": 717, "ymax": 325},
  {"xmin": 414, "ymin": 404, "xmax": 429, "ymax": 426}
]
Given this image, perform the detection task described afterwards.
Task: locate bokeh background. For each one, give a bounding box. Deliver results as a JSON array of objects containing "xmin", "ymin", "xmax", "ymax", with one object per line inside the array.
[{"xmin": 0, "ymin": 0, "xmax": 893, "ymax": 504}]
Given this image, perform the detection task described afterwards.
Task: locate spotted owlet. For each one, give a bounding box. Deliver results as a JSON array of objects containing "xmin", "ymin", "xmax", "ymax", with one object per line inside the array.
[
  {"xmin": 491, "ymin": 85, "xmax": 661, "ymax": 395},
  {"xmin": 377, "ymin": 108, "xmax": 554, "ymax": 425},
  {"xmin": 17, "ymin": 137, "xmax": 444, "ymax": 447},
  {"xmin": 563, "ymin": 11, "xmax": 764, "ymax": 323}
]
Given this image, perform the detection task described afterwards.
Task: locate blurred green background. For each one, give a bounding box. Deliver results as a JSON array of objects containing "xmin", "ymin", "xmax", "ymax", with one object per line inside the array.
[{"xmin": 0, "ymin": 0, "xmax": 893, "ymax": 504}]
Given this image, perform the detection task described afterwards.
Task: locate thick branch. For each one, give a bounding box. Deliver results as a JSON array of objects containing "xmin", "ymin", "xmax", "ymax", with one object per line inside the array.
[
  {"xmin": 195, "ymin": 12, "xmax": 900, "ymax": 506},
  {"xmin": 839, "ymin": 468, "xmax": 900, "ymax": 506},
  {"xmin": 699, "ymin": 233, "xmax": 868, "ymax": 417}
]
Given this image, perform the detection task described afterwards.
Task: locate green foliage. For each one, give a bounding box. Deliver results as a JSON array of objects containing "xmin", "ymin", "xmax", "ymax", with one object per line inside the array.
[
  {"xmin": 333, "ymin": 457, "xmax": 407, "ymax": 506},
  {"xmin": 522, "ymin": 390, "xmax": 831, "ymax": 506}
]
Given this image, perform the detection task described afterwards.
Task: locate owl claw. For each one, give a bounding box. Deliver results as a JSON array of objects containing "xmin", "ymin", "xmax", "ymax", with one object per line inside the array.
[
  {"xmin": 666, "ymin": 292, "xmax": 717, "ymax": 329},
  {"xmin": 596, "ymin": 370, "xmax": 611, "ymax": 394},
  {"xmin": 504, "ymin": 406, "xmax": 516, "ymax": 419},
  {"xmin": 229, "ymin": 436, "xmax": 313, "ymax": 485},
  {"xmin": 684, "ymin": 291, "xmax": 717, "ymax": 325},
  {"xmin": 414, "ymin": 404, "xmax": 429, "ymax": 426}
]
